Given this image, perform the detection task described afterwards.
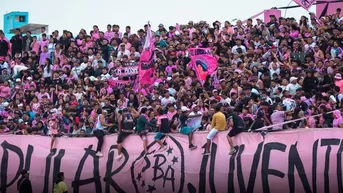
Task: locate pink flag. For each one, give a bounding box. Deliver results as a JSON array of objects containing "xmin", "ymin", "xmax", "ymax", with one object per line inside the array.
[
  {"xmin": 189, "ymin": 48, "xmax": 218, "ymax": 85},
  {"xmin": 293, "ymin": 0, "xmax": 315, "ymax": 10},
  {"xmin": 139, "ymin": 23, "xmax": 155, "ymax": 85}
]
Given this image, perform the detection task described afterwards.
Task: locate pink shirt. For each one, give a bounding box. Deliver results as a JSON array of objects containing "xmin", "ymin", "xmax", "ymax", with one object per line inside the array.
[
  {"xmin": 23, "ymin": 82, "xmax": 36, "ymax": 90},
  {"xmin": 92, "ymin": 31, "xmax": 100, "ymax": 40},
  {"xmin": 104, "ymin": 31, "xmax": 114, "ymax": 42},
  {"xmin": 36, "ymin": 92, "xmax": 50, "ymax": 102},
  {"xmin": 76, "ymin": 39, "xmax": 83, "ymax": 46},
  {"xmin": 39, "ymin": 40, "xmax": 49, "ymax": 51},
  {"xmin": 289, "ymin": 30, "xmax": 299, "ymax": 39},
  {"xmin": 335, "ymin": 80, "xmax": 343, "ymax": 94},
  {"xmin": 31, "ymin": 41, "xmax": 40, "ymax": 54},
  {"xmin": 0, "ymin": 86, "xmax": 11, "ymax": 98},
  {"xmin": 166, "ymin": 65, "xmax": 176, "ymax": 75},
  {"xmin": 31, "ymin": 103, "xmax": 40, "ymax": 114},
  {"xmin": 48, "ymin": 120, "xmax": 58, "ymax": 135},
  {"xmin": 167, "ymin": 111, "xmax": 176, "ymax": 121},
  {"xmin": 270, "ymin": 111, "xmax": 285, "ymax": 130}
]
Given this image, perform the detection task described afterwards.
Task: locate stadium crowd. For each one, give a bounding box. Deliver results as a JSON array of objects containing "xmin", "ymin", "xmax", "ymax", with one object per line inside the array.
[{"xmin": 0, "ymin": 8, "xmax": 343, "ymax": 156}]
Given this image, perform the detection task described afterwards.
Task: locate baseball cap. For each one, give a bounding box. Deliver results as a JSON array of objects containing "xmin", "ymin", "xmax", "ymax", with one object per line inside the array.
[{"xmin": 181, "ymin": 106, "xmax": 190, "ymax": 112}]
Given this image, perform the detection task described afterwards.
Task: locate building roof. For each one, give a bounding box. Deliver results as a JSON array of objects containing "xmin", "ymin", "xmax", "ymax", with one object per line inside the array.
[{"xmin": 10, "ymin": 23, "xmax": 48, "ymax": 34}]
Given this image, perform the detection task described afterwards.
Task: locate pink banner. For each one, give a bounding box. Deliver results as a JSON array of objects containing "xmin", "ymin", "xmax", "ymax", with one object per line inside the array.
[
  {"xmin": 139, "ymin": 24, "xmax": 155, "ymax": 85},
  {"xmin": 293, "ymin": 0, "xmax": 315, "ymax": 10},
  {"xmin": 2, "ymin": 129, "xmax": 343, "ymax": 193},
  {"xmin": 189, "ymin": 48, "xmax": 218, "ymax": 85}
]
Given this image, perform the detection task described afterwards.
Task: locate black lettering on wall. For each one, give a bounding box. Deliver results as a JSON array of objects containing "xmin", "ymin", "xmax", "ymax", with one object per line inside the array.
[
  {"xmin": 237, "ymin": 142, "xmax": 263, "ymax": 193},
  {"xmin": 199, "ymin": 143, "xmax": 210, "ymax": 193},
  {"xmin": 321, "ymin": 138, "xmax": 340, "ymax": 193},
  {"xmin": 104, "ymin": 145, "xmax": 129, "ymax": 193},
  {"xmin": 288, "ymin": 142, "xmax": 312, "ymax": 193},
  {"xmin": 209, "ymin": 143, "xmax": 217, "ymax": 193},
  {"xmin": 227, "ymin": 149, "xmax": 237, "ymax": 193},
  {"xmin": 337, "ymin": 140, "xmax": 343, "ymax": 193},
  {"xmin": 187, "ymin": 183, "xmax": 197, "ymax": 193},
  {"xmin": 51, "ymin": 149, "xmax": 65, "ymax": 193},
  {"xmin": 130, "ymin": 141, "xmax": 156, "ymax": 193},
  {"xmin": 0, "ymin": 141, "xmax": 26, "ymax": 193},
  {"xmin": 152, "ymin": 154, "xmax": 166, "ymax": 181},
  {"xmin": 24, "ymin": 145, "xmax": 33, "ymax": 171},
  {"xmin": 199, "ymin": 142, "xmax": 217, "ymax": 193},
  {"xmin": 42, "ymin": 149, "xmax": 57, "ymax": 193},
  {"xmin": 312, "ymin": 139, "xmax": 318, "ymax": 193},
  {"xmin": 72, "ymin": 145, "xmax": 102, "ymax": 193},
  {"xmin": 163, "ymin": 165, "xmax": 175, "ymax": 191},
  {"xmin": 165, "ymin": 136, "xmax": 185, "ymax": 193},
  {"xmin": 261, "ymin": 142, "xmax": 286, "ymax": 193}
]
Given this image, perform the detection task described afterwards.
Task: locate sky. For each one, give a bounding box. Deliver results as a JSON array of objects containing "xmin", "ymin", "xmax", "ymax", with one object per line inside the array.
[{"xmin": 1, "ymin": 0, "xmax": 315, "ymax": 35}]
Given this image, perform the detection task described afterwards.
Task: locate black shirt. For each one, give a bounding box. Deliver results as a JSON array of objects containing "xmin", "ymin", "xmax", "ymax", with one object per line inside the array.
[
  {"xmin": 121, "ymin": 113, "xmax": 134, "ymax": 130},
  {"xmin": 17, "ymin": 177, "xmax": 33, "ymax": 193},
  {"xmin": 228, "ymin": 113, "xmax": 245, "ymax": 132},
  {"xmin": 160, "ymin": 117, "xmax": 171, "ymax": 133},
  {"xmin": 179, "ymin": 114, "xmax": 188, "ymax": 128}
]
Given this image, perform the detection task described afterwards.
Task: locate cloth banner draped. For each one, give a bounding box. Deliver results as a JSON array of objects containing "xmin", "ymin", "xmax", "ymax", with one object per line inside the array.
[
  {"xmin": 293, "ymin": 0, "xmax": 315, "ymax": 10},
  {"xmin": 189, "ymin": 48, "xmax": 218, "ymax": 85}
]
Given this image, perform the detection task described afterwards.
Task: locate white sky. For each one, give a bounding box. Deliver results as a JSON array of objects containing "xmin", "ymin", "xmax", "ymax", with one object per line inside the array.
[{"xmin": 1, "ymin": 0, "xmax": 315, "ymax": 35}]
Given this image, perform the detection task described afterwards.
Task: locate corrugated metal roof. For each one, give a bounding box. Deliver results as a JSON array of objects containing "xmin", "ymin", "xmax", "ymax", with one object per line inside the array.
[{"xmin": 9, "ymin": 23, "xmax": 48, "ymax": 34}]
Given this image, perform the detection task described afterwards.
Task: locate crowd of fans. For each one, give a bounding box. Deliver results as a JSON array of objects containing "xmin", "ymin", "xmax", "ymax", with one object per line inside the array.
[{"xmin": 0, "ymin": 8, "xmax": 343, "ymax": 154}]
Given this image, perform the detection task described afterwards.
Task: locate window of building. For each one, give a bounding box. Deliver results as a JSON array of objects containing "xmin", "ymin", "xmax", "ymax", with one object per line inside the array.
[{"xmin": 15, "ymin": 15, "xmax": 26, "ymax": 22}]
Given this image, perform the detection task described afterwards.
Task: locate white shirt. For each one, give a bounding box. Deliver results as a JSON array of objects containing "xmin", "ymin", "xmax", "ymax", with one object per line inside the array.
[
  {"xmin": 220, "ymin": 97, "xmax": 232, "ymax": 105},
  {"xmin": 188, "ymin": 111, "xmax": 203, "ymax": 130},
  {"xmin": 232, "ymin": 45, "xmax": 247, "ymax": 55},
  {"xmin": 117, "ymin": 50, "xmax": 130, "ymax": 58},
  {"xmin": 304, "ymin": 42, "xmax": 316, "ymax": 53},
  {"xmin": 286, "ymin": 83, "xmax": 301, "ymax": 95},
  {"xmin": 167, "ymin": 88, "xmax": 177, "ymax": 96},
  {"xmin": 43, "ymin": 65, "xmax": 53, "ymax": 78},
  {"xmin": 73, "ymin": 92, "xmax": 85, "ymax": 101},
  {"xmin": 100, "ymin": 73, "xmax": 111, "ymax": 80},
  {"xmin": 71, "ymin": 65, "xmax": 86, "ymax": 79},
  {"xmin": 161, "ymin": 96, "xmax": 176, "ymax": 106}
]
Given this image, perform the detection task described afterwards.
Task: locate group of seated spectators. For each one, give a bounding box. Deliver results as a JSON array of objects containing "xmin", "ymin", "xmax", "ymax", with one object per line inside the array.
[{"xmin": 0, "ymin": 8, "xmax": 343, "ymax": 139}]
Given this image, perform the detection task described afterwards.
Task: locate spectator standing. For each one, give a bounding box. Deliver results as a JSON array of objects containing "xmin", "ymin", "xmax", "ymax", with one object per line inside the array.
[
  {"xmin": 10, "ymin": 29, "xmax": 23, "ymax": 57},
  {"xmin": 17, "ymin": 169, "xmax": 32, "ymax": 193},
  {"xmin": 54, "ymin": 172, "xmax": 68, "ymax": 193},
  {"xmin": 203, "ymin": 105, "xmax": 227, "ymax": 155},
  {"xmin": 93, "ymin": 108, "xmax": 113, "ymax": 157},
  {"xmin": 135, "ymin": 107, "xmax": 156, "ymax": 155}
]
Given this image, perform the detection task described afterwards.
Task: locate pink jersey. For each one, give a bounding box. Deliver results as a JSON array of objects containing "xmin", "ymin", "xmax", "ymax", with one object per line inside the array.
[{"xmin": 48, "ymin": 120, "xmax": 58, "ymax": 135}]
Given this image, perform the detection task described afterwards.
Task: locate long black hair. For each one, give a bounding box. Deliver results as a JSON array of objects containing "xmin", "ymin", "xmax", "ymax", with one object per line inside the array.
[
  {"xmin": 55, "ymin": 172, "xmax": 64, "ymax": 184},
  {"xmin": 46, "ymin": 58, "xmax": 52, "ymax": 73}
]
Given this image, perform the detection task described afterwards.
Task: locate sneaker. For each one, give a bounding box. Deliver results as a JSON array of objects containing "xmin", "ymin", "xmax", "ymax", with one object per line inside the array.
[
  {"xmin": 114, "ymin": 154, "xmax": 123, "ymax": 160},
  {"xmin": 189, "ymin": 145, "xmax": 197, "ymax": 150},
  {"xmin": 95, "ymin": 152, "xmax": 103, "ymax": 157},
  {"xmin": 202, "ymin": 152, "xmax": 211, "ymax": 156},
  {"xmin": 159, "ymin": 146, "xmax": 167, "ymax": 152},
  {"xmin": 229, "ymin": 148, "xmax": 237, "ymax": 155}
]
